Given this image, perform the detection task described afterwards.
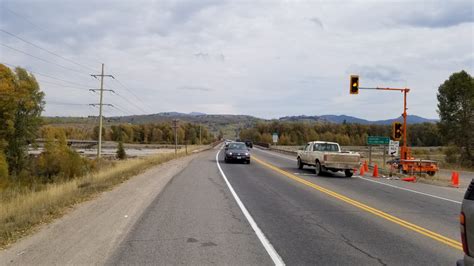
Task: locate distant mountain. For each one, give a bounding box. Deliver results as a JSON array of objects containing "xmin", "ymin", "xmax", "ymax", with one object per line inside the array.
[
  {"xmin": 189, "ymin": 112, "xmax": 207, "ymax": 116},
  {"xmin": 282, "ymin": 114, "xmax": 438, "ymax": 125},
  {"xmin": 318, "ymin": 115, "xmax": 369, "ymax": 124},
  {"xmin": 278, "ymin": 115, "xmax": 325, "ymax": 122},
  {"xmin": 372, "ymin": 115, "xmax": 438, "ymax": 125}
]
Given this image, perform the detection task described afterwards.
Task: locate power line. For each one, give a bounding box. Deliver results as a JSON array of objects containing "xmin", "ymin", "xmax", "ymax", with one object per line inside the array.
[
  {"xmin": 112, "ymin": 78, "xmax": 154, "ymax": 113},
  {"xmin": 111, "ymin": 104, "xmax": 133, "ymax": 116},
  {"xmin": 38, "ymin": 80, "xmax": 92, "ymax": 91},
  {"xmin": 0, "ymin": 29, "xmax": 98, "ymax": 72},
  {"xmin": 3, "ymin": 6, "xmax": 103, "ymax": 66},
  {"xmin": 111, "ymin": 91, "xmax": 148, "ymax": 114},
  {"xmin": 2, "ymin": 62, "xmax": 95, "ymax": 88},
  {"xmin": 46, "ymin": 101, "xmax": 89, "ymax": 106},
  {"xmin": 0, "ymin": 42, "xmax": 89, "ymax": 76}
]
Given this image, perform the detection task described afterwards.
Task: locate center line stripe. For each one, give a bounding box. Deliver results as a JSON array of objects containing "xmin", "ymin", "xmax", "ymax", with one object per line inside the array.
[{"xmin": 253, "ymin": 155, "xmax": 462, "ymax": 251}]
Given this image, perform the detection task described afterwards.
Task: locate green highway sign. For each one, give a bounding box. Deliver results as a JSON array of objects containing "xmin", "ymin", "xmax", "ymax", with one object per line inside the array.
[{"xmin": 367, "ymin": 136, "xmax": 390, "ymax": 145}]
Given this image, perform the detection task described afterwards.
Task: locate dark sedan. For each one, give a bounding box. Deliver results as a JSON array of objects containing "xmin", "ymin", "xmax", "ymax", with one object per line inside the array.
[{"xmin": 224, "ymin": 142, "xmax": 251, "ymax": 164}]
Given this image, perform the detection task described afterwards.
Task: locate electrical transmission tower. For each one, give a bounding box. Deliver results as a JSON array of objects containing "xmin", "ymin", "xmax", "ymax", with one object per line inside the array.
[{"xmin": 90, "ymin": 64, "xmax": 114, "ymax": 159}]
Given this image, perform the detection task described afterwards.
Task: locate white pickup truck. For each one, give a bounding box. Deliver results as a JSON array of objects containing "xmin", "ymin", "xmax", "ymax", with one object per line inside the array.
[{"xmin": 297, "ymin": 141, "xmax": 361, "ymax": 177}]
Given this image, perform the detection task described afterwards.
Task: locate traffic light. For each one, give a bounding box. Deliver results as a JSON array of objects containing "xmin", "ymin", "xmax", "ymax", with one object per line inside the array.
[
  {"xmin": 392, "ymin": 122, "xmax": 403, "ymax": 141},
  {"xmin": 350, "ymin": 75, "xmax": 359, "ymax": 94}
]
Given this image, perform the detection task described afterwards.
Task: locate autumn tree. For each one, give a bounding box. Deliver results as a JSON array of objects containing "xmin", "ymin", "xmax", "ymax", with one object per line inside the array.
[
  {"xmin": 437, "ymin": 70, "xmax": 474, "ymax": 166},
  {"xmin": 0, "ymin": 65, "xmax": 44, "ymax": 175}
]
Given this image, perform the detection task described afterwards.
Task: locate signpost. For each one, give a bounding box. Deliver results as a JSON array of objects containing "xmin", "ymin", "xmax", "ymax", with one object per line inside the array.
[
  {"xmin": 272, "ymin": 133, "xmax": 278, "ymax": 145},
  {"xmin": 388, "ymin": 140, "xmax": 400, "ymax": 157},
  {"xmin": 367, "ymin": 136, "xmax": 390, "ymax": 145},
  {"xmin": 367, "ymin": 136, "xmax": 390, "ymax": 166}
]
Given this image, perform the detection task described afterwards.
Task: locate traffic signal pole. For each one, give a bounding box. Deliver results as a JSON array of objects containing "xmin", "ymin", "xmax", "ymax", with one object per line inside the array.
[{"xmin": 360, "ymin": 87, "xmax": 410, "ymax": 160}]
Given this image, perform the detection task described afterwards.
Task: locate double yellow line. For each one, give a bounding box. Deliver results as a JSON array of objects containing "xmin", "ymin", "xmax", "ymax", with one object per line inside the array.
[{"xmin": 253, "ymin": 156, "xmax": 462, "ymax": 251}]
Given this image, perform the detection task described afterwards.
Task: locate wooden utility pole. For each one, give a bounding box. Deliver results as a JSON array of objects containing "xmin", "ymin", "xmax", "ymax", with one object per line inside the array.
[
  {"xmin": 90, "ymin": 64, "xmax": 114, "ymax": 159},
  {"xmin": 172, "ymin": 119, "xmax": 179, "ymax": 155}
]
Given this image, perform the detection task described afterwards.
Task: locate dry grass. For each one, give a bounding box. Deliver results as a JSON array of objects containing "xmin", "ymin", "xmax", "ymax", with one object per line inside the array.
[{"xmin": 0, "ymin": 145, "xmax": 205, "ymax": 249}]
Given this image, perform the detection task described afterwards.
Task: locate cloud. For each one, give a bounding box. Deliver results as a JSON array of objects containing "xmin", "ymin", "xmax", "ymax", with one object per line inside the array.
[
  {"xmin": 1, "ymin": 0, "xmax": 472, "ymax": 120},
  {"xmin": 308, "ymin": 17, "xmax": 324, "ymax": 29},
  {"xmin": 348, "ymin": 65, "xmax": 404, "ymax": 83},
  {"xmin": 176, "ymin": 86, "xmax": 213, "ymax": 92},
  {"xmin": 393, "ymin": 1, "xmax": 473, "ymax": 28}
]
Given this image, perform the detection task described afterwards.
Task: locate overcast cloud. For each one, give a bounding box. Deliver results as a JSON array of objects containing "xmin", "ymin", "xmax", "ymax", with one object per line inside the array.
[{"xmin": 0, "ymin": 0, "xmax": 472, "ymax": 120}]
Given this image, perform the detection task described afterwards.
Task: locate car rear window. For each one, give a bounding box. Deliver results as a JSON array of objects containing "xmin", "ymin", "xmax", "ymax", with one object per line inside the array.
[{"xmin": 464, "ymin": 179, "xmax": 474, "ymax": 200}]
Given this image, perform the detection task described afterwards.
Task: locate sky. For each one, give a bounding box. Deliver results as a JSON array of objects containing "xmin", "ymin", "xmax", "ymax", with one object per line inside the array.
[{"xmin": 0, "ymin": 0, "xmax": 473, "ymax": 120}]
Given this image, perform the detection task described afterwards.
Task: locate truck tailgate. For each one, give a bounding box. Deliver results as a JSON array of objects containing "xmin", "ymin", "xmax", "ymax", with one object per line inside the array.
[{"xmin": 325, "ymin": 153, "xmax": 360, "ymax": 165}]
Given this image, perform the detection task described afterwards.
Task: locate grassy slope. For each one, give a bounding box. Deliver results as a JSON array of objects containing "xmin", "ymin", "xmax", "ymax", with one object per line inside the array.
[{"xmin": 0, "ymin": 146, "xmax": 205, "ymax": 249}]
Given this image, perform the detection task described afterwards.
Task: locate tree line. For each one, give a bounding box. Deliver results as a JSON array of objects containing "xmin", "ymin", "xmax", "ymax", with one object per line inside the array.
[
  {"xmin": 40, "ymin": 122, "xmax": 216, "ymax": 145},
  {"xmin": 239, "ymin": 121, "xmax": 442, "ymax": 147}
]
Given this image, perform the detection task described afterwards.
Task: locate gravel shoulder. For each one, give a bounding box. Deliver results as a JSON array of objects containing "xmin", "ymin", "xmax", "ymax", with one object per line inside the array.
[{"xmin": 0, "ymin": 153, "xmax": 199, "ymax": 265}]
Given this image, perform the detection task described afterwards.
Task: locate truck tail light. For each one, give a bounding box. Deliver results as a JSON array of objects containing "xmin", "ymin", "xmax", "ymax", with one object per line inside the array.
[{"xmin": 461, "ymin": 212, "xmax": 469, "ymax": 255}]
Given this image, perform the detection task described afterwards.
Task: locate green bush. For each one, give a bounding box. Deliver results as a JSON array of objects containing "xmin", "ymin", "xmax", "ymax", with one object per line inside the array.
[
  {"xmin": 0, "ymin": 150, "xmax": 9, "ymax": 187},
  {"xmin": 444, "ymin": 146, "xmax": 460, "ymax": 164},
  {"xmin": 116, "ymin": 141, "xmax": 126, "ymax": 160},
  {"xmin": 37, "ymin": 134, "xmax": 91, "ymax": 181}
]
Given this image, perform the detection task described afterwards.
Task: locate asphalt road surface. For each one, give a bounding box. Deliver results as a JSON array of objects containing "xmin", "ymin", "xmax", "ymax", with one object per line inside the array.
[
  {"xmin": 108, "ymin": 145, "xmax": 463, "ymax": 265},
  {"xmin": 2, "ymin": 145, "xmax": 465, "ymax": 265}
]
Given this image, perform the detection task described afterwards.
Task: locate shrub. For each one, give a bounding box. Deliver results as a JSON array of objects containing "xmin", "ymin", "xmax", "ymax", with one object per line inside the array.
[
  {"xmin": 0, "ymin": 150, "xmax": 9, "ymax": 188},
  {"xmin": 444, "ymin": 146, "xmax": 460, "ymax": 164},
  {"xmin": 37, "ymin": 134, "xmax": 91, "ymax": 181},
  {"xmin": 116, "ymin": 141, "xmax": 126, "ymax": 160}
]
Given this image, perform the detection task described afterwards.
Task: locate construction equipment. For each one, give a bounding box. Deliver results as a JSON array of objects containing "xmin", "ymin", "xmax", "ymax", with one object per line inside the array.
[{"xmin": 350, "ymin": 76, "xmax": 439, "ymax": 176}]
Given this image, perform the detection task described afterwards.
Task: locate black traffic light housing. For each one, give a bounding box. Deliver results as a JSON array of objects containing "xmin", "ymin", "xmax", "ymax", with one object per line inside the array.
[
  {"xmin": 350, "ymin": 75, "xmax": 359, "ymax": 94},
  {"xmin": 392, "ymin": 122, "xmax": 403, "ymax": 141}
]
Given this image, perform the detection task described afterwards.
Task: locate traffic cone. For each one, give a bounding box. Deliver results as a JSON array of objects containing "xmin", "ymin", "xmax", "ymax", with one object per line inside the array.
[
  {"xmin": 451, "ymin": 171, "xmax": 459, "ymax": 188},
  {"xmin": 364, "ymin": 161, "xmax": 369, "ymax": 172},
  {"xmin": 360, "ymin": 165, "xmax": 365, "ymax": 176},
  {"xmin": 372, "ymin": 164, "xmax": 379, "ymax": 178},
  {"xmin": 402, "ymin": 176, "xmax": 416, "ymax": 182}
]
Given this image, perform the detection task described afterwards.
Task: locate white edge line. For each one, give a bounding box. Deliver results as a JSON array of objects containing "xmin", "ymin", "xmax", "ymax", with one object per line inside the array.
[
  {"xmin": 215, "ymin": 149, "xmax": 285, "ymax": 266},
  {"xmin": 357, "ymin": 176, "xmax": 462, "ymax": 204},
  {"xmin": 256, "ymin": 147, "xmax": 462, "ymax": 205}
]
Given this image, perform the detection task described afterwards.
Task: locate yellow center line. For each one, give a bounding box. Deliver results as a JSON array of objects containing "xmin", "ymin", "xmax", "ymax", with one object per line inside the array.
[{"xmin": 252, "ymin": 155, "xmax": 462, "ymax": 251}]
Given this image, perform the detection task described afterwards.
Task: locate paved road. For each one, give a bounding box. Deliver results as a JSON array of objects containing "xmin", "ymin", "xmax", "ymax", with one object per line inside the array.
[
  {"xmin": 2, "ymin": 145, "xmax": 464, "ymax": 265},
  {"xmin": 108, "ymin": 146, "xmax": 463, "ymax": 265},
  {"xmin": 107, "ymin": 146, "xmax": 273, "ymax": 265}
]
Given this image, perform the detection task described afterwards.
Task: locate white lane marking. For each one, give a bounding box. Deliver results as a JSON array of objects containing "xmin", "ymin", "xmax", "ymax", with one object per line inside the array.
[
  {"xmin": 356, "ymin": 176, "xmax": 462, "ymax": 204},
  {"xmin": 256, "ymin": 148, "xmax": 463, "ymax": 205},
  {"xmin": 215, "ymin": 150, "xmax": 285, "ymax": 266}
]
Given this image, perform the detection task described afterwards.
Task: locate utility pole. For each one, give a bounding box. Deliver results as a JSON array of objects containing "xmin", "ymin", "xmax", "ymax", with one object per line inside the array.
[
  {"xmin": 91, "ymin": 63, "xmax": 114, "ymax": 159},
  {"xmin": 199, "ymin": 123, "xmax": 202, "ymax": 145},
  {"xmin": 172, "ymin": 119, "xmax": 179, "ymax": 155}
]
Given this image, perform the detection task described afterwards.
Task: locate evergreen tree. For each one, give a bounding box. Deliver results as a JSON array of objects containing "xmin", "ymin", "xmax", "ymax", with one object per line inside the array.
[{"xmin": 437, "ymin": 70, "xmax": 474, "ymax": 166}]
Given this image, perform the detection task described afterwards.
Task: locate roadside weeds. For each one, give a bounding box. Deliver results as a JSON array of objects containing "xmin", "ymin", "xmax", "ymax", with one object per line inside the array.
[{"xmin": 0, "ymin": 146, "xmax": 206, "ymax": 249}]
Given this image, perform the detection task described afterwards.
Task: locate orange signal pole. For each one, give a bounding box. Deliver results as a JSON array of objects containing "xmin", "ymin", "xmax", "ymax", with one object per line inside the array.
[{"xmin": 373, "ymin": 87, "xmax": 410, "ymax": 160}]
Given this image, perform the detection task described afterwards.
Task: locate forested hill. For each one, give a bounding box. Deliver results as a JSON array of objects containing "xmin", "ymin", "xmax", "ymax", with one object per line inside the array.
[{"xmin": 43, "ymin": 112, "xmax": 438, "ymax": 139}]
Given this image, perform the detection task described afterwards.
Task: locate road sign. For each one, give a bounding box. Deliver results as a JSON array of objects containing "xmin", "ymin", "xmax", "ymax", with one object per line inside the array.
[
  {"xmin": 367, "ymin": 136, "xmax": 390, "ymax": 145},
  {"xmin": 388, "ymin": 140, "xmax": 399, "ymax": 156},
  {"xmin": 272, "ymin": 133, "xmax": 278, "ymax": 144}
]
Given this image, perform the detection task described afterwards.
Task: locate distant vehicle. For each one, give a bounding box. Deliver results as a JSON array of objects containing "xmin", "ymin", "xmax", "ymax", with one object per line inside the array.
[
  {"xmin": 244, "ymin": 140, "xmax": 253, "ymax": 148},
  {"xmin": 296, "ymin": 141, "xmax": 360, "ymax": 177},
  {"xmin": 459, "ymin": 180, "xmax": 474, "ymax": 266},
  {"xmin": 224, "ymin": 142, "xmax": 251, "ymax": 164}
]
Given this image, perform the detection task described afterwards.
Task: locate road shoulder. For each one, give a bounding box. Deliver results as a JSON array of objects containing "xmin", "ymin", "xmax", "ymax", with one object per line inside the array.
[{"xmin": 0, "ymin": 153, "xmax": 199, "ymax": 265}]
